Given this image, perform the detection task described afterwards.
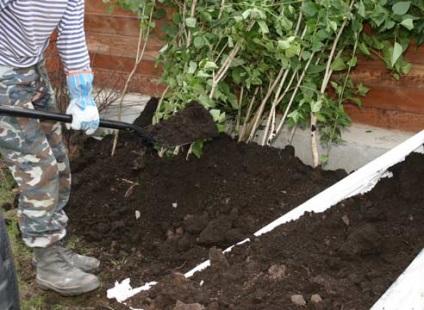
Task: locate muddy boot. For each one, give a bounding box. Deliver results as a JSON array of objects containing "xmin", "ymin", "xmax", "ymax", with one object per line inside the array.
[
  {"xmin": 33, "ymin": 242, "xmax": 100, "ymax": 273},
  {"xmin": 33, "ymin": 245, "xmax": 100, "ymax": 296},
  {"xmin": 58, "ymin": 245, "xmax": 100, "ymax": 273}
]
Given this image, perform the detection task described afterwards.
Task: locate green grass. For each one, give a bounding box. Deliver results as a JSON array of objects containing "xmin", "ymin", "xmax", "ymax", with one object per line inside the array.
[{"xmin": 0, "ymin": 168, "xmax": 15, "ymax": 206}]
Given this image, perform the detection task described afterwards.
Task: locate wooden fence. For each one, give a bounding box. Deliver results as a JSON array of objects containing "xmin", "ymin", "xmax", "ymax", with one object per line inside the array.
[
  {"xmin": 347, "ymin": 45, "xmax": 424, "ymax": 132},
  {"xmin": 85, "ymin": 1, "xmax": 168, "ymax": 96}
]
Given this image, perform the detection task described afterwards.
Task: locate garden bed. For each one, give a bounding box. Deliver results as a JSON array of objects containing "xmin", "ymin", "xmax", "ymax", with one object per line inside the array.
[
  {"xmin": 19, "ymin": 99, "xmax": 423, "ymax": 309},
  {"xmin": 117, "ymin": 131, "xmax": 424, "ymax": 310},
  {"xmin": 129, "ymin": 151, "xmax": 424, "ymax": 310}
]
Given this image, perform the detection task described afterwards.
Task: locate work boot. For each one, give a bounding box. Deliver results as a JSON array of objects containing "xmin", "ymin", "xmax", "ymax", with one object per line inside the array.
[
  {"xmin": 33, "ymin": 245, "xmax": 100, "ymax": 296},
  {"xmin": 58, "ymin": 245, "xmax": 100, "ymax": 273},
  {"xmin": 33, "ymin": 242, "xmax": 100, "ymax": 273}
]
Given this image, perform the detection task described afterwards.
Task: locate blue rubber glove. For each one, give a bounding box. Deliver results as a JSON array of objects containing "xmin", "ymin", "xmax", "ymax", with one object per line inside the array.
[{"xmin": 66, "ymin": 71, "xmax": 100, "ymax": 135}]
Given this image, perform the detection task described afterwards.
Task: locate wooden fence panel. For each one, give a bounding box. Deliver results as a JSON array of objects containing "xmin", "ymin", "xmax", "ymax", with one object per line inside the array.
[
  {"xmin": 85, "ymin": 1, "xmax": 167, "ymax": 96},
  {"xmin": 348, "ymin": 45, "xmax": 424, "ymax": 131}
]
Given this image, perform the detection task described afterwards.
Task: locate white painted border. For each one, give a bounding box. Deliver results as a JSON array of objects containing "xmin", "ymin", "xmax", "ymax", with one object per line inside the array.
[{"xmin": 108, "ymin": 130, "xmax": 424, "ymax": 308}]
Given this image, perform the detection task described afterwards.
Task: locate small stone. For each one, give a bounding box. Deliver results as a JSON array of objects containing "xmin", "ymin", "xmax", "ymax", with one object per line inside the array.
[
  {"xmin": 341, "ymin": 215, "xmax": 350, "ymax": 226},
  {"xmin": 311, "ymin": 294, "xmax": 323, "ymax": 304},
  {"xmin": 184, "ymin": 214, "xmax": 209, "ymax": 234},
  {"xmin": 291, "ymin": 294, "xmax": 306, "ymax": 306},
  {"xmin": 209, "ymin": 247, "xmax": 230, "ymax": 271},
  {"xmin": 268, "ymin": 264, "xmax": 288, "ymax": 280},
  {"xmin": 175, "ymin": 226, "xmax": 185, "ymax": 237},
  {"xmin": 173, "ymin": 300, "xmax": 205, "ymax": 310}
]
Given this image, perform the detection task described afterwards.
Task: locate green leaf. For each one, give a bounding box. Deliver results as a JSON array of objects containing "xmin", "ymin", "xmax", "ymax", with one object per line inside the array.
[
  {"xmin": 231, "ymin": 68, "xmax": 245, "ymax": 85},
  {"xmin": 192, "ymin": 82, "xmax": 205, "ymax": 94},
  {"xmin": 328, "ymin": 20, "xmax": 338, "ymax": 32},
  {"xmin": 209, "ymin": 109, "xmax": 222, "ymax": 122},
  {"xmin": 197, "ymin": 70, "xmax": 210, "ymax": 78},
  {"xmin": 310, "ymin": 100, "xmax": 322, "ymax": 113},
  {"xmin": 358, "ymin": 42, "xmax": 371, "ymax": 56},
  {"xmin": 278, "ymin": 36, "xmax": 296, "ymax": 50},
  {"xmin": 316, "ymin": 113, "xmax": 326, "ymax": 122},
  {"xmin": 285, "ymin": 44, "xmax": 301, "ymax": 58},
  {"xmin": 250, "ymin": 8, "xmax": 266, "ymax": 20},
  {"xmin": 392, "ymin": 2, "xmax": 411, "ymax": 15},
  {"xmin": 153, "ymin": 8, "xmax": 166, "ymax": 19},
  {"xmin": 257, "ymin": 20, "xmax": 269, "ymax": 34},
  {"xmin": 242, "ymin": 9, "xmax": 251, "ymax": 20},
  {"xmin": 357, "ymin": 83, "xmax": 370, "ymax": 96},
  {"xmin": 400, "ymin": 62, "xmax": 412, "ymax": 74},
  {"xmin": 279, "ymin": 16, "xmax": 293, "ymax": 31},
  {"xmin": 302, "ymin": 2, "xmax": 319, "ymax": 17},
  {"xmin": 347, "ymin": 56, "xmax": 358, "ymax": 67},
  {"xmin": 391, "ymin": 42, "xmax": 403, "ymax": 67},
  {"xmin": 384, "ymin": 19, "xmax": 396, "ymax": 30},
  {"xmin": 301, "ymin": 50, "xmax": 312, "ymax": 60},
  {"xmin": 191, "ymin": 141, "xmax": 203, "ymax": 158},
  {"xmin": 187, "ymin": 61, "xmax": 198, "ymax": 74},
  {"xmin": 228, "ymin": 36, "xmax": 234, "ymax": 48},
  {"xmin": 320, "ymin": 154, "xmax": 329, "ymax": 165},
  {"xmin": 400, "ymin": 18, "xmax": 414, "ymax": 30},
  {"xmin": 203, "ymin": 61, "xmax": 219, "ymax": 70},
  {"xmin": 330, "ymin": 58, "xmax": 348, "ymax": 71},
  {"xmin": 172, "ymin": 12, "xmax": 182, "ymax": 24},
  {"xmin": 216, "ymin": 123, "xmax": 226, "ymax": 133},
  {"xmin": 349, "ymin": 97, "xmax": 362, "ymax": 107},
  {"xmin": 278, "ymin": 40, "xmax": 290, "ymax": 50},
  {"xmin": 311, "ymin": 39, "xmax": 325, "ymax": 52},
  {"xmin": 193, "ymin": 36, "xmax": 205, "ymax": 49},
  {"xmin": 185, "ymin": 17, "xmax": 197, "ymax": 28},
  {"xmin": 356, "ymin": 1, "xmax": 366, "ymax": 18},
  {"xmin": 288, "ymin": 110, "xmax": 300, "ymax": 123}
]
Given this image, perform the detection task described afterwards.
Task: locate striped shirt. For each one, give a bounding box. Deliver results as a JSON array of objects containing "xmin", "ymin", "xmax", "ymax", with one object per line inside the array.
[{"xmin": 0, "ymin": 0, "xmax": 90, "ymax": 73}]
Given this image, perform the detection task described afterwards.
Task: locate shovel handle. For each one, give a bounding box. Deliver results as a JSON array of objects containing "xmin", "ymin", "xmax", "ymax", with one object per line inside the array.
[{"xmin": 0, "ymin": 105, "xmax": 157, "ymax": 144}]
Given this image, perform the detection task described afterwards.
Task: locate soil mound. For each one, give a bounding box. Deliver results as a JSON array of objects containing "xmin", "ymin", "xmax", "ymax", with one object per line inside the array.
[{"xmin": 55, "ymin": 98, "xmax": 346, "ymax": 309}]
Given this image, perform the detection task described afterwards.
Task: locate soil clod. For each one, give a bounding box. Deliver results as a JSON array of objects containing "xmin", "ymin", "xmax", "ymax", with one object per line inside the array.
[{"xmin": 146, "ymin": 100, "xmax": 219, "ymax": 146}]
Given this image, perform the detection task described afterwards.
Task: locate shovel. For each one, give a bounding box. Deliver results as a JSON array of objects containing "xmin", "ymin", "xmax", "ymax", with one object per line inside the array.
[{"xmin": 0, "ymin": 101, "xmax": 219, "ymax": 147}]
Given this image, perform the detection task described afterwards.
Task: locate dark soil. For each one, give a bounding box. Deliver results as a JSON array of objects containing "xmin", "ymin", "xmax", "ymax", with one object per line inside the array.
[
  {"xmin": 14, "ymin": 98, "xmax": 423, "ymax": 309},
  {"xmin": 144, "ymin": 100, "xmax": 219, "ymax": 146}
]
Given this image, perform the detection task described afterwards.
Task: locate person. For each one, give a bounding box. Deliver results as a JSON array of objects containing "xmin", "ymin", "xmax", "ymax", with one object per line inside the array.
[{"xmin": 0, "ymin": 0, "xmax": 101, "ymax": 297}]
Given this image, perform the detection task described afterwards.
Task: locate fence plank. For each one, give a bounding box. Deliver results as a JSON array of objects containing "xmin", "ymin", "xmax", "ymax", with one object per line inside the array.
[
  {"xmin": 86, "ymin": 33, "xmax": 164, "ymax": 60},
  {"xmin": 345, "ymin": 105, "xmax": 424, "ymax": 132}
]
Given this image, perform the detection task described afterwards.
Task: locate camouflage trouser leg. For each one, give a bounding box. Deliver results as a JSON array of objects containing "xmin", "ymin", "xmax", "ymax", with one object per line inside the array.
[
  {"xmin": 0, "ymin": 63, "xmax": 71, "ymax": 248},
  {"xmin": 0, "ymin": 211, "xmax": 21, "ymax": 310}
]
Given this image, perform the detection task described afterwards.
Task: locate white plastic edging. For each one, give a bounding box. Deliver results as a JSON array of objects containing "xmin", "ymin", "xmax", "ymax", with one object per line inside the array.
[
  {"xmin": 108, "ymin": 130, "xmax": 424, "ymax": 306},
  {"xmin": 370, "ymin": 249, "xmax": 424, "ymax": 310},
  {"xmin": 107, "ymin": 279, "xmax": 157, "ymax": 303}
]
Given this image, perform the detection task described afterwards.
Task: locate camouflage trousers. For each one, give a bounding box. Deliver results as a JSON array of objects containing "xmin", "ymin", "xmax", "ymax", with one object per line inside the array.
[{"xmin": 0, "ymin": 63, "xmax": 71, "ymax": 248}]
